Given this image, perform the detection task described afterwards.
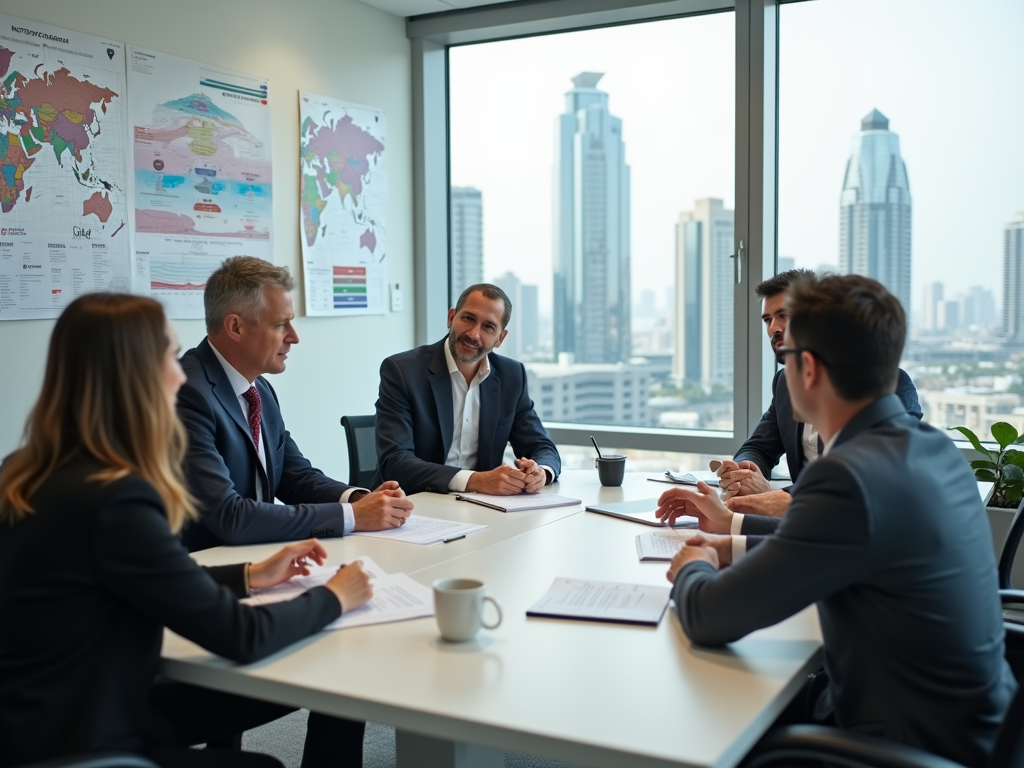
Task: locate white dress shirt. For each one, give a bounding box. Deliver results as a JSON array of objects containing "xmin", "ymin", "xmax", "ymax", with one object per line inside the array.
[
  {"xmin": 730, "ymin": 424, "xmax": 844, "ymax": 563},
  {"xmin": 208, "ymin": 342, "xmax": 358, "ymax": 533},
  {"xmin": 444, "ymin": 341, "xmax": 490, "ymax": 492}
]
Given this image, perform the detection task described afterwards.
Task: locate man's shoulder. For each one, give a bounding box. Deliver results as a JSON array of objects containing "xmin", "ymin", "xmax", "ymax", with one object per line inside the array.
[{"xmin": 384, "ymin": 339, "xmax": 443, "ymax": 369}]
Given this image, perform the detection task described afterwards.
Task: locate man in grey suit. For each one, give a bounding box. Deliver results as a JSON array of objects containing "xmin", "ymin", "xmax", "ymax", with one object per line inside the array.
[
  {"xmin": 178, "ymin": 256, "xmax": 413, "ymax": 551},
  {"xmin": 656, "ymin": 274, "xmax": 1015, "ymax": 767}
]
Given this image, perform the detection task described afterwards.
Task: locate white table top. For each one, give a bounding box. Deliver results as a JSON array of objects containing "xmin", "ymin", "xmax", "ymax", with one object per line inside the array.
[{"xmin": 163, "ymin": 471, "xmax": 823, "ymax": 768}]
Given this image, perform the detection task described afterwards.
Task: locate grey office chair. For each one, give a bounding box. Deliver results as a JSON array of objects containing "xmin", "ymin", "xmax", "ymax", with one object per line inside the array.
[
  {"xmin": 999, "ymin": 497, "xmax": 1024, "ymax": 590},
  {"xmin": 340, "ymin": 415, "xmax": 380, "ymax": 489},
  {"xmin": 741, "ymin": 619, "xmax": 1024, "ymax": 768}
]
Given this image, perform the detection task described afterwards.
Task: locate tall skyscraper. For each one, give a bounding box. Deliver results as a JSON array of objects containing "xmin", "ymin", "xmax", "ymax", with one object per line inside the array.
[
  {"xmin": 492, "ymin": 271, "xmax": 539, "ymax": 359},
  {"xmin": 1004, "ymin": 212, "xmax": 1024, "ymax": 340},
  {"xmin": 673, "ymin": 199, "xmax": 734, "ymax": 387},
  {"xmin": 839, "ymin": 109, "xmax": 912, "ymax": 311},
  {"xmin": 553, "ymin": 72, "xmax": 631, "ymax": 364},
  {"xmin": 450, "ymin": 186, "xmax": 483, "ymax": 302},
  {"xmin": 922, "ymin": 281, "xmax": 944, "ymax": 332}
]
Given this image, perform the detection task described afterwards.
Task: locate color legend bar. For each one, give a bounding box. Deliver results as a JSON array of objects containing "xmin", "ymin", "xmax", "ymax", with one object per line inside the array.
[{"xmin": 333, "ymin": 266, "xmax": 368, "ymax": 308}]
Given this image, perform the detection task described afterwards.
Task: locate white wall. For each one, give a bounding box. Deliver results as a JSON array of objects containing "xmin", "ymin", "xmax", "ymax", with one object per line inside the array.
[{"xmin": 0, "ymin": 0, "xmax": 414, "ymax": 482}]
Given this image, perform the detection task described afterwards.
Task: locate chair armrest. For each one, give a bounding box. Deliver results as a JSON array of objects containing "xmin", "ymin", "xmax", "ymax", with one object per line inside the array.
[
  {"xmin": 743, "ymin": 725, "xmax": 965, "ymax": 768},
  {"xmin": 1000, "ymin": 589, "xmax": 1024, "ymax": 606},
  {"xmin": 18, "ymin": 754, "xmax": 159, "ymax": 768}
]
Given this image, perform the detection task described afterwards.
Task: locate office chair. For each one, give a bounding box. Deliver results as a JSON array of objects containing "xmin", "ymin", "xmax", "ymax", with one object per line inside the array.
[
  {"xmin": 998, "ymin": 497, "xmax": 1024, "ymax": 590},
  {"xmin": 741, "ymin": 620, "xmax": 1024, "ymax": 768},
  {"xmin": 340, "ymin": 415, "xmax": 379, "ymax": 489},
  {"xmin": 18, "ymin": 754, "xmax": 159, "ymax": 768}
]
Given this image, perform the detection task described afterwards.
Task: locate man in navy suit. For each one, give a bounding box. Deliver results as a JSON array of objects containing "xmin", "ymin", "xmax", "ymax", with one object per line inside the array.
[
  {"xmin": 177, "ymin": 256, "xmax": 413, "ymax": 552},
  {"xmin": 657, "ymin": 275, "xmax": 1015, "ymax": 767},
  {"xmin": 715, "ymin": 269, "xmax": 921, "ymax": 517},
  {"xmin": 375, "ymin": 284, "xmax": 560, "ymax": 495}
]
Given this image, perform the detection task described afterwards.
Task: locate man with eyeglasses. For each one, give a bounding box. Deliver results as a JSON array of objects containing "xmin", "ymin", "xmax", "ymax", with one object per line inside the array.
[
  {"xmin": 714, "ymin": 269, "xmax": 920, "ymax": 517},
  {"xmin": 655, "ymin": 274, "xmax": 1015, "ymax": 767}
]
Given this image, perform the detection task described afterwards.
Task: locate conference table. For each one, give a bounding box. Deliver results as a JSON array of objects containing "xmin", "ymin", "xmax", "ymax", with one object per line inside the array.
[{"xmin": 161, "ymin": 471, "xmax": 825, "ymax": 768}]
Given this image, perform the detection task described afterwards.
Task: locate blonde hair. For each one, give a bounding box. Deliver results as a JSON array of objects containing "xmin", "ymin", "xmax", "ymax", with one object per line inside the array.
[
  {"xmin": 0, "ymin": 294, "xmax": 197, "ymax": 532},
  {"xmin": 204, "ymin": 256, "xmax": 294, "ymax": 334}
]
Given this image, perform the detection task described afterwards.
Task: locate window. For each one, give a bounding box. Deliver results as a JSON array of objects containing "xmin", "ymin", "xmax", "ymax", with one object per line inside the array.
[
  {"xmin": 777, "ymin": 0, "xmax": 1024, "ymax": 439},
  {"xmin": 447, "ymin": 12, "xmax": 736, "ymax": 435}
]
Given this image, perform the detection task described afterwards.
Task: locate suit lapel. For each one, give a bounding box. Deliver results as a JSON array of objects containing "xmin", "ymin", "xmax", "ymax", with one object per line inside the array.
[
  {"xmin": 255, "ymin": 378, "xmax": 277, "ymax": 497},
  {"xmin": 428, "ymin": 340, "xmax": 455, "ymax": 459},
  {"xmin": 478, "ymin": 364, "xmax": 501, "ymax": 469}
]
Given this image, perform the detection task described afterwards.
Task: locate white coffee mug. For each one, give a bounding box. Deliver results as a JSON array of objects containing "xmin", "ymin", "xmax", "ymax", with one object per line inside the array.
[{"xmin": 432, "ymin": 578, "xmax": 503, "ymax": 642}]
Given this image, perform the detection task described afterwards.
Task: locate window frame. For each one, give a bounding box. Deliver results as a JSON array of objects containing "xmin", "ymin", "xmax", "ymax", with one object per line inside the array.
[{"xmin": 408, "ymin": 0, "xmax": 781, "ymax": 455}]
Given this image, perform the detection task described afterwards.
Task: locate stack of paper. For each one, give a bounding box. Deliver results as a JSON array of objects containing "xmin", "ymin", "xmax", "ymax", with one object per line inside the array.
[
  {"xmin": 635, "ymin": 529, "xmax": 699, "ymax": 561},
  {"xmin": 454, "ymin": 492, "xmax": 581, "ymax": 512},
  {"xmin": 526, "ymin": 577, "xmax": 671, "ymax": 627},
  {"xmin": 243, "ymin": 556, "xmax": 434, "ymax": 630},
  {"xmin": 350, "ymin": 515, "xmax": 487, "ymax": 545},
  {"xmin": 648, "ymin": 470, "xmax": 721, "ymax": 487}
]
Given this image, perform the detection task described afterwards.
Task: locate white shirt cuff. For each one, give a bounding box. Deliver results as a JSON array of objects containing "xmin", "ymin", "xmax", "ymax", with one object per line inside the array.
[
  {"xmin": 730, "ymin": 513, "xmax": 744, "ymax": 535},
  {"xmin": 731, "ymin": 535, "xmax": 747, "ymax": 563},
  {"xmin": 539, "ymin": 465, "xmax": 554, "ymax": 485},
  {"xmin": 448, "ymin": 469, "xmax": 475, "ymax": 492},
  {"xmin": 341, "ymin": 503, "xmax": 355, "ymax": 535}
]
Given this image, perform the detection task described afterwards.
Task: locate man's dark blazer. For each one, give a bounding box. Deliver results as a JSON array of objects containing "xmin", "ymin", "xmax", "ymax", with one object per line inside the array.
[
  {"xmin": 0, "ymin": 457, "xmax": 339, "ymax": 766},
  {"xmin": 672, "ymin": 395, "xmax": 1016, "ymax": 767},
  {"xmin": 735, "ymin": 368, "xmax": 921, "ymax": 483},
  {"xmin": 178, "ymin": 338, "xmax": 352, "ymax": 551},
  {"xmin": 376, "ymin": 338, "xmax": 561, "ymax": 494}
]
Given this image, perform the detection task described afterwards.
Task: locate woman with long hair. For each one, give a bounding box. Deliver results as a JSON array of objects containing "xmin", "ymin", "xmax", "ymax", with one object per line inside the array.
[{"xmin": 0, "ymin": 293, "xmax": 372, "ymax": 768}]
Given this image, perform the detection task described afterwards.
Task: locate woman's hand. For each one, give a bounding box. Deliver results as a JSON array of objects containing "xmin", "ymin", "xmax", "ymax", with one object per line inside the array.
[
  {"xmin": 325, "ymin": 561, "xmax": 373, "ymax": 613},
  {"xmin": 248, "ymin": 539, "xmax": 328, "ymax": 590}
]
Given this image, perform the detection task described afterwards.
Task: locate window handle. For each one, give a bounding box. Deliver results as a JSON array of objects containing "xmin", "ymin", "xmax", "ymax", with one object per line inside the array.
[{"xmin": 731, "ymin": 240, "xmax": 745, "ymax": 284}]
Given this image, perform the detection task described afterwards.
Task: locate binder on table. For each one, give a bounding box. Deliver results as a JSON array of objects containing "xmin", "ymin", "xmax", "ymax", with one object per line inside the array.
[{"xmin": 454, "ymin": 492, "xmax": 582, "ymax": 513}]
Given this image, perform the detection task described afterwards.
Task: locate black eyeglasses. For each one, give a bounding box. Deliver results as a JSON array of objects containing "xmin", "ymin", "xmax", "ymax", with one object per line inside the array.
[{"xmin": 776, "ymin": 346, "xmax": 829, "ymax": 366}]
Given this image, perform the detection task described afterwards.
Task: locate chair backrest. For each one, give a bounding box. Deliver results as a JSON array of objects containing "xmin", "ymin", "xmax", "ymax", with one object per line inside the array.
[
  {"xmin": 340, "ymin": 415, "xmax": 379, "ymax": 489},
  {"xmin": 990, "ymin": 627, "xmax": 1024, "ymax": 768},
  {"xmin": 998, "ymin": 497, "xmax": 1024, "ymax": 589}
]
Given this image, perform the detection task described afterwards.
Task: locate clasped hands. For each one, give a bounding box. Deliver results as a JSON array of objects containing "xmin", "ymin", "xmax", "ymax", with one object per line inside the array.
[
  {"xmin": 716, "ymin": 460, "xmax": 791, "ymax": 518},
  {"xmin": 351, "ymin": 480, "xmax": 414, "ymax": 530},
  {"xmin": 247, "ymin": 539, "xmax": 373, "ymax": 613},
  {"xmin": 466, "ymin": 458, "xmax": 547, "ymax": 495}
]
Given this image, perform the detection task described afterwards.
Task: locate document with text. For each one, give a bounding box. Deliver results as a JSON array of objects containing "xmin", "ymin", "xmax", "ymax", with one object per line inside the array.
[
  {"xmin": 635, "ymin": 529, "xmax": 699, "ymax": 562},
  {"xmin": 526, "ymin": 577, "xmax": 671, "ymax": 626},
  {"xmin": 242, "ymin": 556, "xmax": 434, "ymax": 629},
  {"xmin": 350, "ymin": 515, "xmax": 487, "ymax": 545}
]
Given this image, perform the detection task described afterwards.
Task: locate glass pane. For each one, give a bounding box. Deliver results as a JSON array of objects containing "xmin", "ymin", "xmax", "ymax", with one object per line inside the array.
[
  {"xmin": 778, "ymin": 0, "xmax": 1024, "ymax": 439},
  {"xmin": 449, "ymin": 12, "xmax": 736, "ymax": 432}
]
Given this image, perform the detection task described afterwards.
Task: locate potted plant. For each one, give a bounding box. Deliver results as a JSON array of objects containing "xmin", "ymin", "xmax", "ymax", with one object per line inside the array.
[{"xmin": 951, "ymin": 422, "xmax": 1024, "ymax": 509}]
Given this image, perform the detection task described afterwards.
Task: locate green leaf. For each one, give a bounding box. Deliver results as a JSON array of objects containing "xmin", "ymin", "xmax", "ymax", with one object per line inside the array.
[
  {"xmin": 1003, "ymin": 464, "xmax": 1024, "ymax": 481},
  {"xmin": 975, "ymin": 469, "xmax": 997, "ymax": 482},
  {"xmin": 1005, "ymin": 451, "xmax": 1024, "ymax": 470},
  {"xmin": 992, "ymin": 422, "xmax": 1019, "ymax": 450},
  {"xmin": 971, "ymin": 459, "xmax": 999, "ymax": 471},
  {"xmin": 950, "ymin": 426, "xmax": 994, "ymax": 457}
]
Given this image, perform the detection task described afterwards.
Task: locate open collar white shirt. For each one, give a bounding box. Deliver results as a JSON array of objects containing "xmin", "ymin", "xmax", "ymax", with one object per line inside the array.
[
  {"xmin": 444, "ymin": 341, "xmax": 490, "ymax": 492},
  {"xmin": 208, "ymin": 341, "xmax": 358, "ymax": 533}
]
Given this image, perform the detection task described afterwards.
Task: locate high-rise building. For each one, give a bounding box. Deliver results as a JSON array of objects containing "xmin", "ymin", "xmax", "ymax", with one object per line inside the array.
[
  {"xmin": 1004, "ymin": 212, "xmax": 1024, "ymax": 340},
  {"xmin": 673, "ymin": 198, "xmax": 734, "ymax": 387},
  {"xmin": 963, "ymin": 286, "xmax": 996, "ymax": 328},
  {"xmin": 839, "ymin": 109, "xmax": 912, "ymax": 311},
  {"xmin": 553, "ymin": 72, "xmax": 631, "ymax": 365},
  {"xmin": 922, "ymin": 281, "xmax": 944, "ymax": 332},
  {"xmin": 450, "ymin": 186, "xmax": 483, "ymax": 302},
  {"xmin": 491, "ymin": 271, "xmax": 539, "ymax": 359}
]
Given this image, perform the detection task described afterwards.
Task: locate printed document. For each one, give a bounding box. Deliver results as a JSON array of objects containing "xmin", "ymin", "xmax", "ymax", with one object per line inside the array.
[
  {"xmin": 350, "ymin": 515, "xmax": 486, "ymax": 545},
  {"xmin": 635, "ymin": 529, "xmax": 699, "ymax": 561},
  {"xmin": 526, "ymin": 577, "xmax": 671, "ymax": 626},
  {"xmin": 243, "ymin": 556, "xmax": 433, "ymax": 629}
]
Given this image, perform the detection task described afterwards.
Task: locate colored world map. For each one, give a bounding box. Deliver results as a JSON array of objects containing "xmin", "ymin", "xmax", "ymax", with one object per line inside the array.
[{"xmin": 0, "ymin": 48, "xmax": 120, "ymax": 220}]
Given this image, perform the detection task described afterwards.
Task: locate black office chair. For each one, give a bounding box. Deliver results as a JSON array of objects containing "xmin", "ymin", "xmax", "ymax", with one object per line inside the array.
[
  {"xmin": 741, "ymin": 620, "xmax": 1024, "ymax": 768},
  {"xmin": 18, "ymin": 754, "xmax": 159, "ymax": 768},
  {"xmin": 340, "ymin": 415, "xmax": 379, "ymax": 489},
  {"xmin": 998, "ymin": 497, "xmax": 1024, "ymax": 590}
]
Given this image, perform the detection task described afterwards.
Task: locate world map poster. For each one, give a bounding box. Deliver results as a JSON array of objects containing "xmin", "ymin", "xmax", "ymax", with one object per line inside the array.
[
  {"xmin": 0, "ymin": 14, "xmax": 131, "ymax": 320},
  {"xmin": 299, "ymin": 91, "xmax": 387, "ymax": 316},
  {"xmin": 129, "ymin": 46, "xmax": 272, "ymax": 318}
]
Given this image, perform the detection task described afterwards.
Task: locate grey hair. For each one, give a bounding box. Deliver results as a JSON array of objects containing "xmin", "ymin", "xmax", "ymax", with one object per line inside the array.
[{"xmin": 204, "ymin": 256, "xmax": 295, "ymax": 334}]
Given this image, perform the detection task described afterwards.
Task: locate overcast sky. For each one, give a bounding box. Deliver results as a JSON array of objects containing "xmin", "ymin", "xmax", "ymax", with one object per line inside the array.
[{"xmin": 449, "ymin": 0, "xmax": 1024, "ymax": 317}]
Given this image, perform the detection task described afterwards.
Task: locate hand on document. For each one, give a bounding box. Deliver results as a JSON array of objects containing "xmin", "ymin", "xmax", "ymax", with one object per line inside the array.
[
  {"xmin": 325, "ymin": 562, "xmax": 374, "ymax": 614},
  {"xmin": 655, "ymin": 482, "xmax": 733, "ymax": 534},
  {"xmin": 352, "ymin": 480, "xmax": 415, "ymax": 531},
  {"xmin": 248, "ymin": 538, "xmax": 330, "ymax": 590},
  {"xmin": 666, "ymin": 534, "xmax": 724, "ymax": 583}
]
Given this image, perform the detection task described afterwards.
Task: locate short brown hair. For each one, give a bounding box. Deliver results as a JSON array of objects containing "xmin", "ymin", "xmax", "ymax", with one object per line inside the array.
[
  {"xmin": 0, "ymin": 294, "xmax": 196, "ymax": 532},
  {"xmin": 785, "ymin": 274, "xmax": 905, "ymax": 402},
  {"xmin": 454, "ymin": 283, "xmax": 512, "ymax": 330},
  {"xmin": 755, "ymin": 268, "xmax": 817, "ymax": 300},
  {"xmin": 205, "ymin": 256, "xmax": 294, "ymax": 334}
]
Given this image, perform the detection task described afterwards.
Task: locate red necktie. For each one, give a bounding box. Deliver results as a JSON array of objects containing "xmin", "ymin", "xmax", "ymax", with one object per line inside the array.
[{"xmin": 242, "ymin": 385, "xmax": 262, "ymax": 449}]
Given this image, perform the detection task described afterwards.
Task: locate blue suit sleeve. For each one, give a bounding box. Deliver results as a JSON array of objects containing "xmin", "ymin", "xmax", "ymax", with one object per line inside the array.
[
  {"xmin": 733, "ymin": 370, "xmax": 786, "ymax": 478},
  {"xmin": 896, "ymin": 368, "xmax": 923, "ymax": 420},
  {"xmin": 508, "ymin": 361, "xmax": 561, "ymax": 481}
]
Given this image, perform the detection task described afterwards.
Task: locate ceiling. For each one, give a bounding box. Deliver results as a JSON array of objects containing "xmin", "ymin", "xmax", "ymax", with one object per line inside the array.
[{"xmin": 357, "ymin": 0, "xmax": 512, "ymax": 18}]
